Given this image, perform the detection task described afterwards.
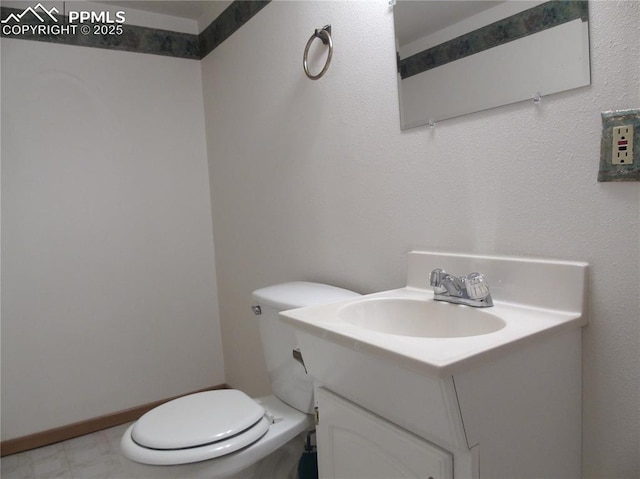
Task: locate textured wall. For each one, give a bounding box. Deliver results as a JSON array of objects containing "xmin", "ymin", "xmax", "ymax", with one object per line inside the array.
[
  {"xmin": 201, "ymin": 1, "xmax": 639, "ymax": 477},
  {"xmin": 1, "ymin": 39, "xmax": 224, "ymax": 440}
]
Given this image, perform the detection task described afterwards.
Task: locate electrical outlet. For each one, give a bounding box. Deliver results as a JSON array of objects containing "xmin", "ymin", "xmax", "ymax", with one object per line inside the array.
[
  {"xmin": 599, "ymin": 109, "xmax": 640, "ymax": 182},
  {"xmin": 612, "ymin": 125, "xmax": 634, "ymax": 165}
]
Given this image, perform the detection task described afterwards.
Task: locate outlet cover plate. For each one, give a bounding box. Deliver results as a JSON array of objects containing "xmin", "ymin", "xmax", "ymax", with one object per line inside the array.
[{"xmin": 598, "ymin": 109, "xmax": 640, "ymax": 182}]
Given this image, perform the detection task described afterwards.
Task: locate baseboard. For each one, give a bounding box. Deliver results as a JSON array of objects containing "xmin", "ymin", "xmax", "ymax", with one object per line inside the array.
[{"xmin": 0, "ymin": 384, "xmax": 229, "ymax": 457}]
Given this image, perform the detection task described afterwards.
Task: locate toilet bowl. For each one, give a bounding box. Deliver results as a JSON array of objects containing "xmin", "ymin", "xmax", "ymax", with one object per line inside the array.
[
  {"xmin": 121, "ymin": 393, "xmax": 312, "ymax": 478},
  {"xmin": 121, "ymin": 282, "xmax": 359, "ymax": 478}
]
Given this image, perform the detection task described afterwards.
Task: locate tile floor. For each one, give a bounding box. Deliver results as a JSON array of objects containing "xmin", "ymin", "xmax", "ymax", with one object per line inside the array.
[
  {"xmin": 1, "ymin": 423, "xmax": 304, "ymax": 479},
  {"xmin": 1, "ymin": 423, "xmax": 136, "ymax": 479}
]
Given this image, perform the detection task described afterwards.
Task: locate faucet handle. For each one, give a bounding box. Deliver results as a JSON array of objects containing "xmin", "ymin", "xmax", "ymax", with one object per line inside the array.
[
  {"xmin": 429, "ymin": 269, "xmax": 448, "ymax": 294},
  {"xmin": 466, "ymin": 272, "xmax": 490, "ymax": 300},
  {"xmin": 429, "ymin": 268, "xmax": 445, "ymax": 287}
]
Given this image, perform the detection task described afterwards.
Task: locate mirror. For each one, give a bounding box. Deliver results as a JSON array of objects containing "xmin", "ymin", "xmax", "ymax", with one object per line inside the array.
[{"xmin": 393, "ymin": 1, "xmax": 591, "ymax": 129}]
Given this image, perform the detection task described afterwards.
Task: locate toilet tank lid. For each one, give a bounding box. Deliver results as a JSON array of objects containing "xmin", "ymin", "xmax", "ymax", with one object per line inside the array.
[{"xmin": 252, "ymin": 281, "xmax": 360, "ymax": 310}]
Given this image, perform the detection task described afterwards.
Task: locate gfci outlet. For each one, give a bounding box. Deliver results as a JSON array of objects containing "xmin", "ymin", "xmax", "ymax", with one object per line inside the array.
[
  {"xmin": 599, "ymin": 109, "xmax": 640, "ymax": 182},
  {"xmin": 612, "ymin": 125, "xmax": 634, "ymax": 165}
]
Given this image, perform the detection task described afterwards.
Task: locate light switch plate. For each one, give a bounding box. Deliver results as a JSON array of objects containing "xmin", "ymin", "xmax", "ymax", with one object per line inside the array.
[{"xmin": 598, "ymin": 109, "xmax": 640, "ymax": 182}]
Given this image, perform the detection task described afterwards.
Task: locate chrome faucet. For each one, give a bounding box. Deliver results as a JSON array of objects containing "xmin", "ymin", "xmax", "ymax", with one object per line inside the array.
[{"xmin": 429, "ymin": 269, "xmax": 493, "ymax": 307}]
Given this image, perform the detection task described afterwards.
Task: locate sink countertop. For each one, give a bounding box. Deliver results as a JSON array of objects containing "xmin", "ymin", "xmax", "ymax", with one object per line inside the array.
[{"xmin": 280, "ymin": 286, "xmax": 587, "ymax": 378}]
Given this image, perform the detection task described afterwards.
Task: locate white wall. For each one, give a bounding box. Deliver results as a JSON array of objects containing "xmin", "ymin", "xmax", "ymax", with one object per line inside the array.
[
  {"xmin": 1, "ymin": 38, "xmax": 224, "ymax": 439},
  {"xmin": 201, "ymin": 1, "xmax": 639, "ymax": 477}
]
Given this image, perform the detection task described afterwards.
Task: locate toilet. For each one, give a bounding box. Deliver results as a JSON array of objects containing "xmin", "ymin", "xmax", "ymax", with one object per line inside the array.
[{"xmin": 121, "ymin": 281, "xmax": 359, "ymax": 479}]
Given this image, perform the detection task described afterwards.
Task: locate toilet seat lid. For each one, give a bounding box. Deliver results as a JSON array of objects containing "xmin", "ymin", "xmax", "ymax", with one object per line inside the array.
[{"xmin": 131, "ymin": 389, "xmax": 266, "ymax": 450}]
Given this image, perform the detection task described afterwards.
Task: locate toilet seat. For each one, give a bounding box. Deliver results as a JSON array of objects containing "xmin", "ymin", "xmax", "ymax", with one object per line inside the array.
[
  {"xmin": 133, "ymin": 389, "xmax": 266, "ymax": 450},
  {"xmin": 122, "ymin": 394, "xmax": 313, "ymax": 473},
  {"xmin": 124, "ymin": 390, "xmax": 271, "ymax": 465}
]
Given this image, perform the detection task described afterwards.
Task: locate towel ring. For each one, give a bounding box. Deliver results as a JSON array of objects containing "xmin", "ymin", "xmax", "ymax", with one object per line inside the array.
[{"xmin": 303, "ymin": 25, "xmax": 333, "ymax": 80}]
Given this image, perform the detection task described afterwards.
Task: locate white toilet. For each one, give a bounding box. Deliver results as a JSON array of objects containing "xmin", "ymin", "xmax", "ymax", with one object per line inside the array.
[{"xmin": 121, "ymin": 281, "xmax": 359, "ymax": 479}]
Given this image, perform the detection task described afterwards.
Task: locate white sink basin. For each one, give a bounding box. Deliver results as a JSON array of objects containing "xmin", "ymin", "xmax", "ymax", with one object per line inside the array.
[
  {"xmin": 339, "ymin": 298, "xmax": 506, "ymax": 338},
  {"xmin": 280, "ymin": 251, "xmax": 589, "ymax": 377}
]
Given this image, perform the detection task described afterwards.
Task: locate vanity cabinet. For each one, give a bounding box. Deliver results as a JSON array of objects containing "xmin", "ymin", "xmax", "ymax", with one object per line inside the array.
[
  {"xmin": 316, "ymin": 387, "xmax": 453, "ymax": 479},
  {"xmin": 297, "ymin": 324, "xmax": 582, "ymax": 479},
  {"xmin": 281, "ymin": 251, "xmax": 587, "ymax": 479}
]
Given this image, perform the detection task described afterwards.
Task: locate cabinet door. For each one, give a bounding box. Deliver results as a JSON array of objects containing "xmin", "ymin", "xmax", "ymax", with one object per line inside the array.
[{"xmin": 316, "ymin": 388, "xmax": 453, "ymax": 479}]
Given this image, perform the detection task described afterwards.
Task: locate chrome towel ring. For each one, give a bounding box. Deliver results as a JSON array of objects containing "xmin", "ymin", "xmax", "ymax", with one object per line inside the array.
[{"xmin": 303, "ymin": 25, "xmax": 333, "ymax": 80}]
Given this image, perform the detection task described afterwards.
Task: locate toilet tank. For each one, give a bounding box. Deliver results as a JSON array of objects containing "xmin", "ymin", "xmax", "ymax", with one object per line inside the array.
[{"xmin": 252, "ymin": 282, "xmax": 360, "ymax": 414}]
